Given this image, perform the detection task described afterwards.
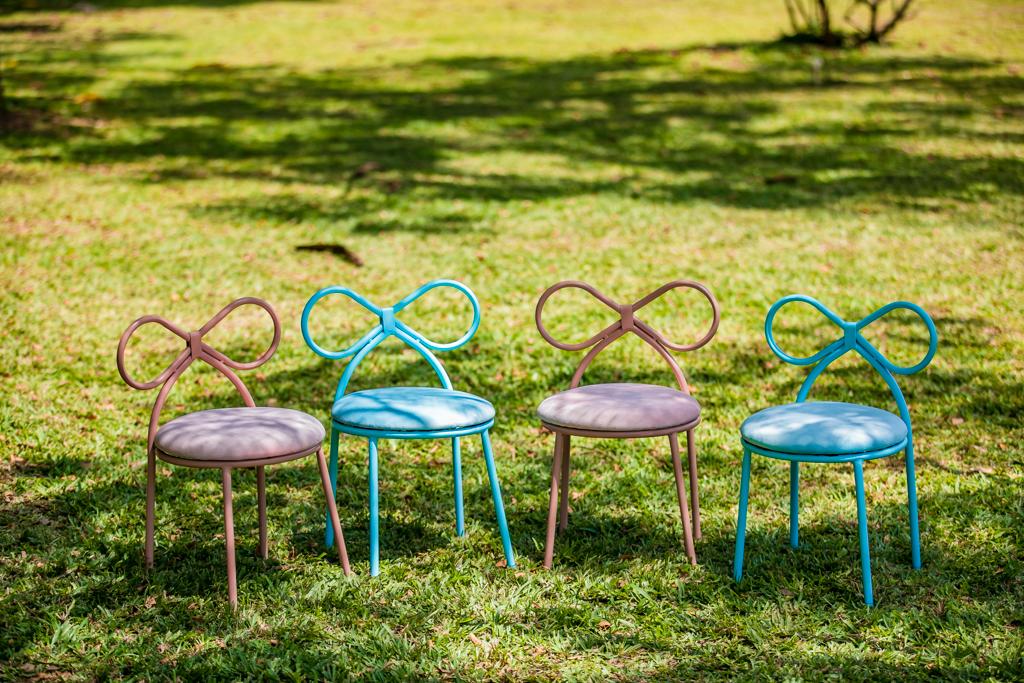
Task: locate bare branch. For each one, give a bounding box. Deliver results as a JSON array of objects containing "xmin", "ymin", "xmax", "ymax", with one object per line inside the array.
[
  {"xmin": 876, "ymin": 0, "xmax": 915, "ymax": 40},
  {"xmin": 783, "ymin": 0, "xmax": 801, "ymax": 33}
]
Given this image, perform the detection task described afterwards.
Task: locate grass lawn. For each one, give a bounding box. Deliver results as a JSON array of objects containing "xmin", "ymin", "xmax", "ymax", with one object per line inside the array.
[{"xmin": 2, "ymin": 0, "xmax": 1023, "ymax": 679}]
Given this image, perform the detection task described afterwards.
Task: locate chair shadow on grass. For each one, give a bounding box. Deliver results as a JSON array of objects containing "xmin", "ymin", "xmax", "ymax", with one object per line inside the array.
[{"xmin": 2, "ymin": 350, "xmax": 1021, "ymax": 667}]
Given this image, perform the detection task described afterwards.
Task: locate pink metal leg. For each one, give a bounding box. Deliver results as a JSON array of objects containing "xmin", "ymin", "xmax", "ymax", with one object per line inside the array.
[
  {"xmin": 686, "ymin": 429, "xmax": 701, "ymax": 541},
  {"xmin": 316, "ymin": 447, "xmax": 351, "ymax": 575},
  {"xmin": 543, "ymin": 434, "xmax": 564, "ymax": 569},
  {"xmin": 257, "ymin": 465, "xmax": 268, "ymax": 559},
  {"xmin": 221, "ymin": 467, "xmax": 238, "ymax": 609},
  {"xmin": 669, "ymin": 432, "xmax": 697, "ymax": 565},
  {"xmin": 558, "ymin": 434, "xmax": 571, "ymax": 532},
  {"xmin": 145, "ymin": 451, "xmax": 156, "ymax": 569}
]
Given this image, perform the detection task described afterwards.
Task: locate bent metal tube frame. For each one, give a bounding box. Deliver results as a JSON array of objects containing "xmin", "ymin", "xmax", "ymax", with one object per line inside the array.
[
  {"xmin": 534, "ymin": 280, "xmax": 721, "ymax": 568},
  {"xmin": 117, "ymin": 298, "xmax": 350, "ymax": 608}
]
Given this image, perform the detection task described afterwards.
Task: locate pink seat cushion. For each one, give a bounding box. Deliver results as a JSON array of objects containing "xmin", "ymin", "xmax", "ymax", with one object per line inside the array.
[
  {"xmin": 154, "ymin": 407, "xmax": 326, "ymax": 462},
  {"xmin": 537, "ymin": 383, "xmax": 701, "ymax": 433}
]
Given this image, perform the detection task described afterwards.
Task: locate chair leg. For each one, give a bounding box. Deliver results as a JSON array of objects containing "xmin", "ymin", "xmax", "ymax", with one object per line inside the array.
[
  {"xmin": 733, "ymin": 447, "xmax": 752, "ymax": 582},
  {"xmin": 453, "ymin": 437, "xmax": 465, "ymax": 537},
  {"xmin": 558, "ymin": 434, "xmax": 571, "ymax": 532},
  {"xmin": 789, "ymin": 461, "xmax": 799, "ymax": 549},
  {"xmin": 543, "ymin": 433, "xmax": 564, "ymax": 570},
  {"xmin": 325, "ymin": 428, "xmax": 340, "ymax": 548},
  {"xmin": 316, "ymin": 447, "xmax": 351, "ymax": 575},
  {"xmin": 853, "ymin": 460, "xmax": 874, "ymax": 607},
  {"xmin": 221, "ymin": 467, "xmax": 238, "ymax": 609},
  {"xmin": 257, "ymin": 465, "xmax": 268, "ymax": 560},
  {"xmin": 481, "ymin": 430, "xmax": 515, "ymax": 568},
  {"xmin": 906, "ymin": 441, "xmax": 922, "ymax": 570},
  {"xmin": 368, "ymin": 438, "xmax": 380, "ymax": 577},
  {"xmin": 145, "ymin": 450, "xmax": 156, "ymax": 569},
  {"xmin": 686, "ymin": 429, "xmax": 701, "ymax": 541},
  {"xmin": 669, "ymin": 433, "xmax": 697, "ymax": 565}
]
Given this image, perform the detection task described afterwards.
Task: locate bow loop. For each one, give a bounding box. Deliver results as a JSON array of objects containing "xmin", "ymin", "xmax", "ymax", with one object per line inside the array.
[
  {"xmin": 193, "ymin": 297, "xmax": 281, "ymax": 370},
  {"xmin": 535, "ymin": 279, "xmax": 720, "ymax": 353},
  {"xmin": 116, "ymin": 298, "xmax": 280, "ymax": 391},
  {"xmin": 856, "ymin": 301, "xmax": 938, "ymax": 375},
  {"xmin": 393, "ymin": 279, "xmax": 481, "ymax": 351},
  {"xmin": 765, "ymin": 295, "xmax": 847, "ymax": 367},
  {"xmin": 631, "ymin": 280, "xmax": 720, "ymax": 352},
  {"xmin": 765, "ymin": 295, "xmax": 937, "ymax": 375},
  {"xmin": 301, "ymin": 286, "xmax": 384, "ymax": 360},
  {"xmin": 116, "ymin": 315, "xmax": 191, "ymax": 390},
  {"xmin": 535, "ymin": 280, "xmax": 622, "ymax": 351}
]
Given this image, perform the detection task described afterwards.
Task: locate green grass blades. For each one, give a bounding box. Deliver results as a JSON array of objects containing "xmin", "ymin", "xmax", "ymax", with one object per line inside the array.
[{"xmin": 2, "ymin": 0, "xmax": 1023, "ymax": 680}]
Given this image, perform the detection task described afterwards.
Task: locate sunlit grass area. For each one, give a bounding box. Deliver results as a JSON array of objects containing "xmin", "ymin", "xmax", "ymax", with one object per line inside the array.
[{"xmin": 1, "ymin": 0, "xmax": 1023, "ymax": 679}]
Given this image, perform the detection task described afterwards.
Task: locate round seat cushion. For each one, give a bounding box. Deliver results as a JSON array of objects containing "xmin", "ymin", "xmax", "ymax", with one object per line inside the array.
[
  {"xmin": 154, "ymin": 407, "xmax": 326, "ymax": 462},
  {"xmin": 741, "ymin": 401, "xmax": 908, "ymax": 455},
  {"xmin": 331, "ymin": 387, "xmax": 495, "ymax": 433},
  {"xmin": 537, "ymin": 383, "xmax": 701, "ymax": 433}
]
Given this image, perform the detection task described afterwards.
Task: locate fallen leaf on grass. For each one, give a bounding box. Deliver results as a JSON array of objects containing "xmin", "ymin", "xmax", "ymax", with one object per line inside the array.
[
  {"xmin": 72, "ymin": 91, "xmax": 100, "ymax": 106},
  {"xmin": 350, "ymin": 161, "xmax": 381, "ymax": 180}
]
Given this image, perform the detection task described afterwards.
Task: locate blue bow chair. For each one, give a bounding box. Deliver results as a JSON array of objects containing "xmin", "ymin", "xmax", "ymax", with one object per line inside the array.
[
  {"xmin": 301, "ymin": 280, "xmax": 516, "ymax": 576},
  {"xmin": 733, "ymin": 295, "xmax": 937, "ymax": 606}
]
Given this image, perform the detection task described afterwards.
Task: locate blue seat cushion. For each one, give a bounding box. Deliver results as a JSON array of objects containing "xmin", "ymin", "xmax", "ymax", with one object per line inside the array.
[
  {"xmin": 741, "ymin": 401, "xmax": 908, "ymax": 455},
  {"xmin": 332, "ymin": 387, "xmax": 495, "ymax": 433}
]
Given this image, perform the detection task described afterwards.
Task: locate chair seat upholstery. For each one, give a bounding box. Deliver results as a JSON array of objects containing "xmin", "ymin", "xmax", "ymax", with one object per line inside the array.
[
  {"xmin": 537, "ymin": 382, "xmax": 701, "ymax": 433},
  {"xmin": 154, "ymin": 407, "xmax": 326, "ymax": 462},
  {"xmin": 741, "ymin": 401, "xmax": 908, "ymax": 455},
  {"xmin": 331, "ymin": 387, "xmax": 495, "ymax": 433}
]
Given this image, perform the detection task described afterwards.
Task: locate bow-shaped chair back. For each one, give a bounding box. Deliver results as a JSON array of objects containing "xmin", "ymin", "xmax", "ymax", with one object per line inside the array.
[
  {"xmin": 535, "ymin": 280, "xmax": 720, "ymax": 392},
  {"xmin": 765, "ymin": 295, "xmax": 938, "ymax": 428},
  {"xmin": 116, "ymin": 297, "xmax": 282, "ymax": 454},
  {"xmin": 301, "ymin": 280, "xmax": 481, "ymax": 401}
]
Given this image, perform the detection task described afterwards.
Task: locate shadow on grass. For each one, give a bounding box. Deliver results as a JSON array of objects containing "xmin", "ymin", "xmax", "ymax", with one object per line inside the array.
[
  {"xmin": 3, "ymin": 29, "xmax": 1022, "ymax": 227},
  {"xmin": 2, "ymin": 331, "xmax": 1021, "ymax": 674},
  {"xmin": 4, "ymin": 0, "xmax": 320, "ymax": 11}
]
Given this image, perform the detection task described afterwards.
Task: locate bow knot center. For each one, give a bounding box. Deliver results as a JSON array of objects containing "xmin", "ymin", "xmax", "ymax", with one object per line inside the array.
[
  {"xmin": 618, "ymin": 304, "xmax": 635, "ymax": 332},
  {"xmin": 842, "ymin": 321, "xmax": 859, "ymax": 350},
  {"xmin": 187, "ymin": 331, "xmax": 204, "ymax": 357},
  {"xmin": 380, "ymin": 307, "xmax": 396, "ymax": 334}
]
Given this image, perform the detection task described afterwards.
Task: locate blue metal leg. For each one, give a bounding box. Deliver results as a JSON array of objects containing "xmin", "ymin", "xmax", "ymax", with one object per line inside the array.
[
  {"xmin": 481, "ymin": 430, "xmax": 515, "ymax": 569},
  {"xmin": 905, "ymin": 440, "xmax": 922, "ymax": 570},
  {"xmin": 368, "ymin": 438, "xmax": 380, "ymax": 577},
  {"xmin": 854, "ymin": 460, "xmax": 874, "ymax": 607},
  {"xmin": 325, "ymin": 427, "xmax": 340, "ymax": 548},
  {"xmin": 789, "ymin": 461, "xmax": 799, "ymax": 549},
  {"xmin": 453, "ymin": 437, "xmax": 465, "ymax": 537},
  {"xmin": 733, "ymin": 447, "xmax": 752, "ymax": 582}
]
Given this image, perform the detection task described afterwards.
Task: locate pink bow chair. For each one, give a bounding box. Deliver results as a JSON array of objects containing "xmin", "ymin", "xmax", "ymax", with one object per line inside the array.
[
  {"xmin": 534, "ymin": 280, "xmax": 720, "ymax": 568},
  {"xmin": 116, "ymin": 297, "xmax": 350, "ymax": 608}
]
